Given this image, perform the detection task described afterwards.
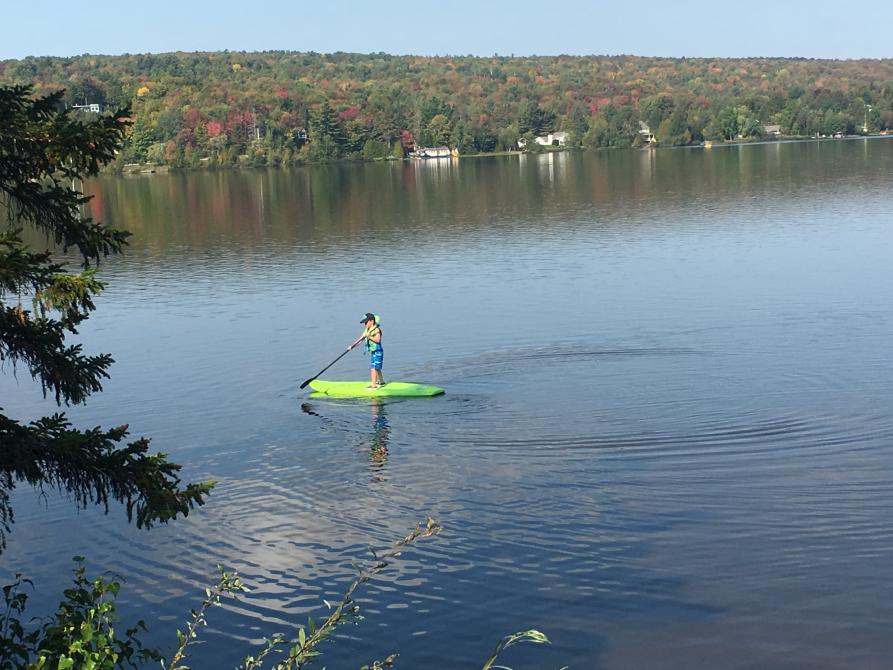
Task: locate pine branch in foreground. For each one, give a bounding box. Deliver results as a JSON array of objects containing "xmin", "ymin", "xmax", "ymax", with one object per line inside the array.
[
  {"xmin": 0, "ymin": 412, "xmax": 214, "ymax": 550},
  {"xmin": 0, "ymin": 84, "xmax": 215, "ymax": 550}
]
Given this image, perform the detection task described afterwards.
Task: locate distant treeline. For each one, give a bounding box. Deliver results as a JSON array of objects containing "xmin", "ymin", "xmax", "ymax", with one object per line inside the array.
[{"xmin": 3, "ymin": 51, "xmax": 893, "ymax": 167}]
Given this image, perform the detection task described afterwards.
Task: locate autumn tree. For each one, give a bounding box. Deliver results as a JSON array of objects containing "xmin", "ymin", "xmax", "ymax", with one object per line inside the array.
[{"xmin": 5, "ymin": 52, "xmax": 893, "ymax": 160}]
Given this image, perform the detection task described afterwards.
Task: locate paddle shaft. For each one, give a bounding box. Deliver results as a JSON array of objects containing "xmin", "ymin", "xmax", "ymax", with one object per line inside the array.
[{"xmin": 300, "ymin": 346, "xmax": 355, "ymax": 389}]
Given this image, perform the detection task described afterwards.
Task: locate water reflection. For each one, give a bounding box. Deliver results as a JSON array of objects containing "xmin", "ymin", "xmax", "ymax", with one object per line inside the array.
[
  {"xmin": 80, "ymin": 138, "xmax": 893, "ymax": 259},
  {"xmin": 368, "ymin": 399, "xmax": 390, "ymax": 476},
  {"xmin": 300, "ymin": 399, "xmax": 390, "ymax": 480},
  {"xmin": 6, "ymin": 139, "xmax": 893, "ymax": 669}
]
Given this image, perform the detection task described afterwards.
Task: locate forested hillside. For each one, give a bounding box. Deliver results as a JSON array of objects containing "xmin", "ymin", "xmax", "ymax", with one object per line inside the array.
[{"xmin": 3, "ymin": 51, "xmax": 892, "ymax": 167}]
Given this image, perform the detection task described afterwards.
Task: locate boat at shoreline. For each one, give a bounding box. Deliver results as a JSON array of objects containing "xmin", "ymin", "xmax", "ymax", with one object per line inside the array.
[{"xmin": 413, "ymin": 146, "xmax": 459, "ymax": 159}]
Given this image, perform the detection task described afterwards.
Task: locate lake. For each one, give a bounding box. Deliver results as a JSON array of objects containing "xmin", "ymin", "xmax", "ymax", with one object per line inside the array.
[{"xmin": 3, "ymin": 139, "xmax": 893, "ymax": 669}]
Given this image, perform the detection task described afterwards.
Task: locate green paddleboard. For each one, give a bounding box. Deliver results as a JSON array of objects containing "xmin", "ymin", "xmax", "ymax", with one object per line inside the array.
[{"xmin": 308, "ymin": 380, "xmax": 445, "ymax": 398}]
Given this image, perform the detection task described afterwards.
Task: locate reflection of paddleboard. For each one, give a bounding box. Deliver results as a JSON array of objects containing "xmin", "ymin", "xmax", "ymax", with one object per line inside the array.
[{"xmin": 308, "ymin": 380, "xmax": 445, "ymax": 397}]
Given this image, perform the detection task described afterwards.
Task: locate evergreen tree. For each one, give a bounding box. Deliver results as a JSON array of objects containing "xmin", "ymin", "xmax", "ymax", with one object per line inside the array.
[
  {"xmin": 640, "ymin": 94, "xmax": 675, "ymax": 131},
  {"xmin": 451, "ymin": 120, "xmax": 475, "ymax": 153},
  {"xmin": 415, "ymin": 96, "xmax": 458, "ymax": 147},
  {"xmin": 367, "ymin": 84, "xmax": 411, "ymax": 146},
  {"xmin": 570, "ymin": 103, "xmax": 589, "ymax": 147},
  {"xmin": 585, "ymin": 105, "xmax": 639, "ymax": 148},
  {"xmin": 518, "ymin": 101, "xmax": 556, "ymax": 136},
  {"xmin": 426, "ymin": 113, "xmax": 452, "ymax": 146},
  {"xmin": 718, "ymin": 106, "xmax": 740, "ymax": 140},
  {"xmin": 0, "ymin": 85, "xmax": 213, "ymax": 551},
  {"xmin": 362, "ymin": 138, "xmax": 389, "ymax": 160},
  {"xmin": 308, "ymin": 102, "xmax": 347, "ymax": 160},
  {"xmin": 583, "ymin": 114, "xmax": 610, "ymax": 147}
]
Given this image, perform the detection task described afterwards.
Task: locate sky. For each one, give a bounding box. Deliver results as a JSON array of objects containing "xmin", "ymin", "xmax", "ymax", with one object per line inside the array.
[{"xmin": 2, "ymin": 0, "xmax": 890, "ymax": 61}]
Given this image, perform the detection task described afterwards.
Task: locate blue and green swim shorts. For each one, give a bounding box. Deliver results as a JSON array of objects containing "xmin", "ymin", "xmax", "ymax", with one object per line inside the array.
[{"xmin": 370, "ymin": 348, "xmax": 383, "ymax": 370}]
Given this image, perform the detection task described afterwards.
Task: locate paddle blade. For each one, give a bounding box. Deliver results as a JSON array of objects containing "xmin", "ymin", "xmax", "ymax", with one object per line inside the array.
[{"xmin": 299, "ymin": 377, "xmax": 315, "ymax": 390}]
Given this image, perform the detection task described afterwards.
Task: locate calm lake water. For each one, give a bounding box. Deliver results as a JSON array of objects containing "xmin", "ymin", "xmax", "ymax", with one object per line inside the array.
[{"xmin": 3, "ymin": 140, "xmax": 893, "ymax": 669}]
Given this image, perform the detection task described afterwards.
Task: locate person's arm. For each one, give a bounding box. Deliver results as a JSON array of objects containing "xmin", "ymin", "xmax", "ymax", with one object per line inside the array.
[{"xmin": 367, "ymin": 327, "xmax": 381, "ymax": 345}]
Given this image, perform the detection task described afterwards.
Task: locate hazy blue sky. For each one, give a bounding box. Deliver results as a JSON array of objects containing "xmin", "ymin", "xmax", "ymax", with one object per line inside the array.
[{"xmin": 3, "ymin": 0, "xmax": 889, "ymax": 60}]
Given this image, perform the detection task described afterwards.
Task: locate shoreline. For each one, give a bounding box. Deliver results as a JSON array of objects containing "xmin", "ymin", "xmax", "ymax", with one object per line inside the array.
[{"xmin": 113, "ymin": 134, "xmax": 893, "ymax": 175}]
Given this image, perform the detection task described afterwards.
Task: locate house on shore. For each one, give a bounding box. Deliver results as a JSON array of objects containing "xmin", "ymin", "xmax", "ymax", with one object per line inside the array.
[
  {"xmin": 71, "ymin": 103, "xmax": 102, "ymax": 113},
  {"xmin": 535, "ymin": 131, "xmax": 568, "ymax": 146},
  {"xmin": 638, "ymin": 122, "xmax": 656, "ymax": 144},
  {"xmin": 763, "ymin": 124, "xmax": 782, "ymax": 137},
  {"xmin": 517, "ymin": 131, "xmax": 569, "ymax": 148}
]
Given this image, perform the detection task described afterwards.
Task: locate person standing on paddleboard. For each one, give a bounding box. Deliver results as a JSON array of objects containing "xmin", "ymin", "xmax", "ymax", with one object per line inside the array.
[{"xmin": 349, "ymin": 313, "xmax": 384, "ymax": 389}]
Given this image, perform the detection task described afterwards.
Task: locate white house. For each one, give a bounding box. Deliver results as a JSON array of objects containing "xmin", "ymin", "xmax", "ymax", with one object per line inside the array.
[
  {"xmin": 72, "ymin": 103, "xmax": 102, "ymax": 113},
  {"xmin": 518, "ymin": 131, "xmax": 569, "ymax": 148},
  {"xmin": 638, "ymin": 121, "xmax": 656, "ymax": 144},
  {"xmin": 535, "ymin": 131, "xmax": 568, "ymax": 146}
]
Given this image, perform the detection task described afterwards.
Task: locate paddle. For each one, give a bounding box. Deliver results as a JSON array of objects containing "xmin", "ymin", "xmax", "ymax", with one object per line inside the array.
[{"xmin": 300, "ymin": 344, "xmax": 357, "ymax": 389}]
